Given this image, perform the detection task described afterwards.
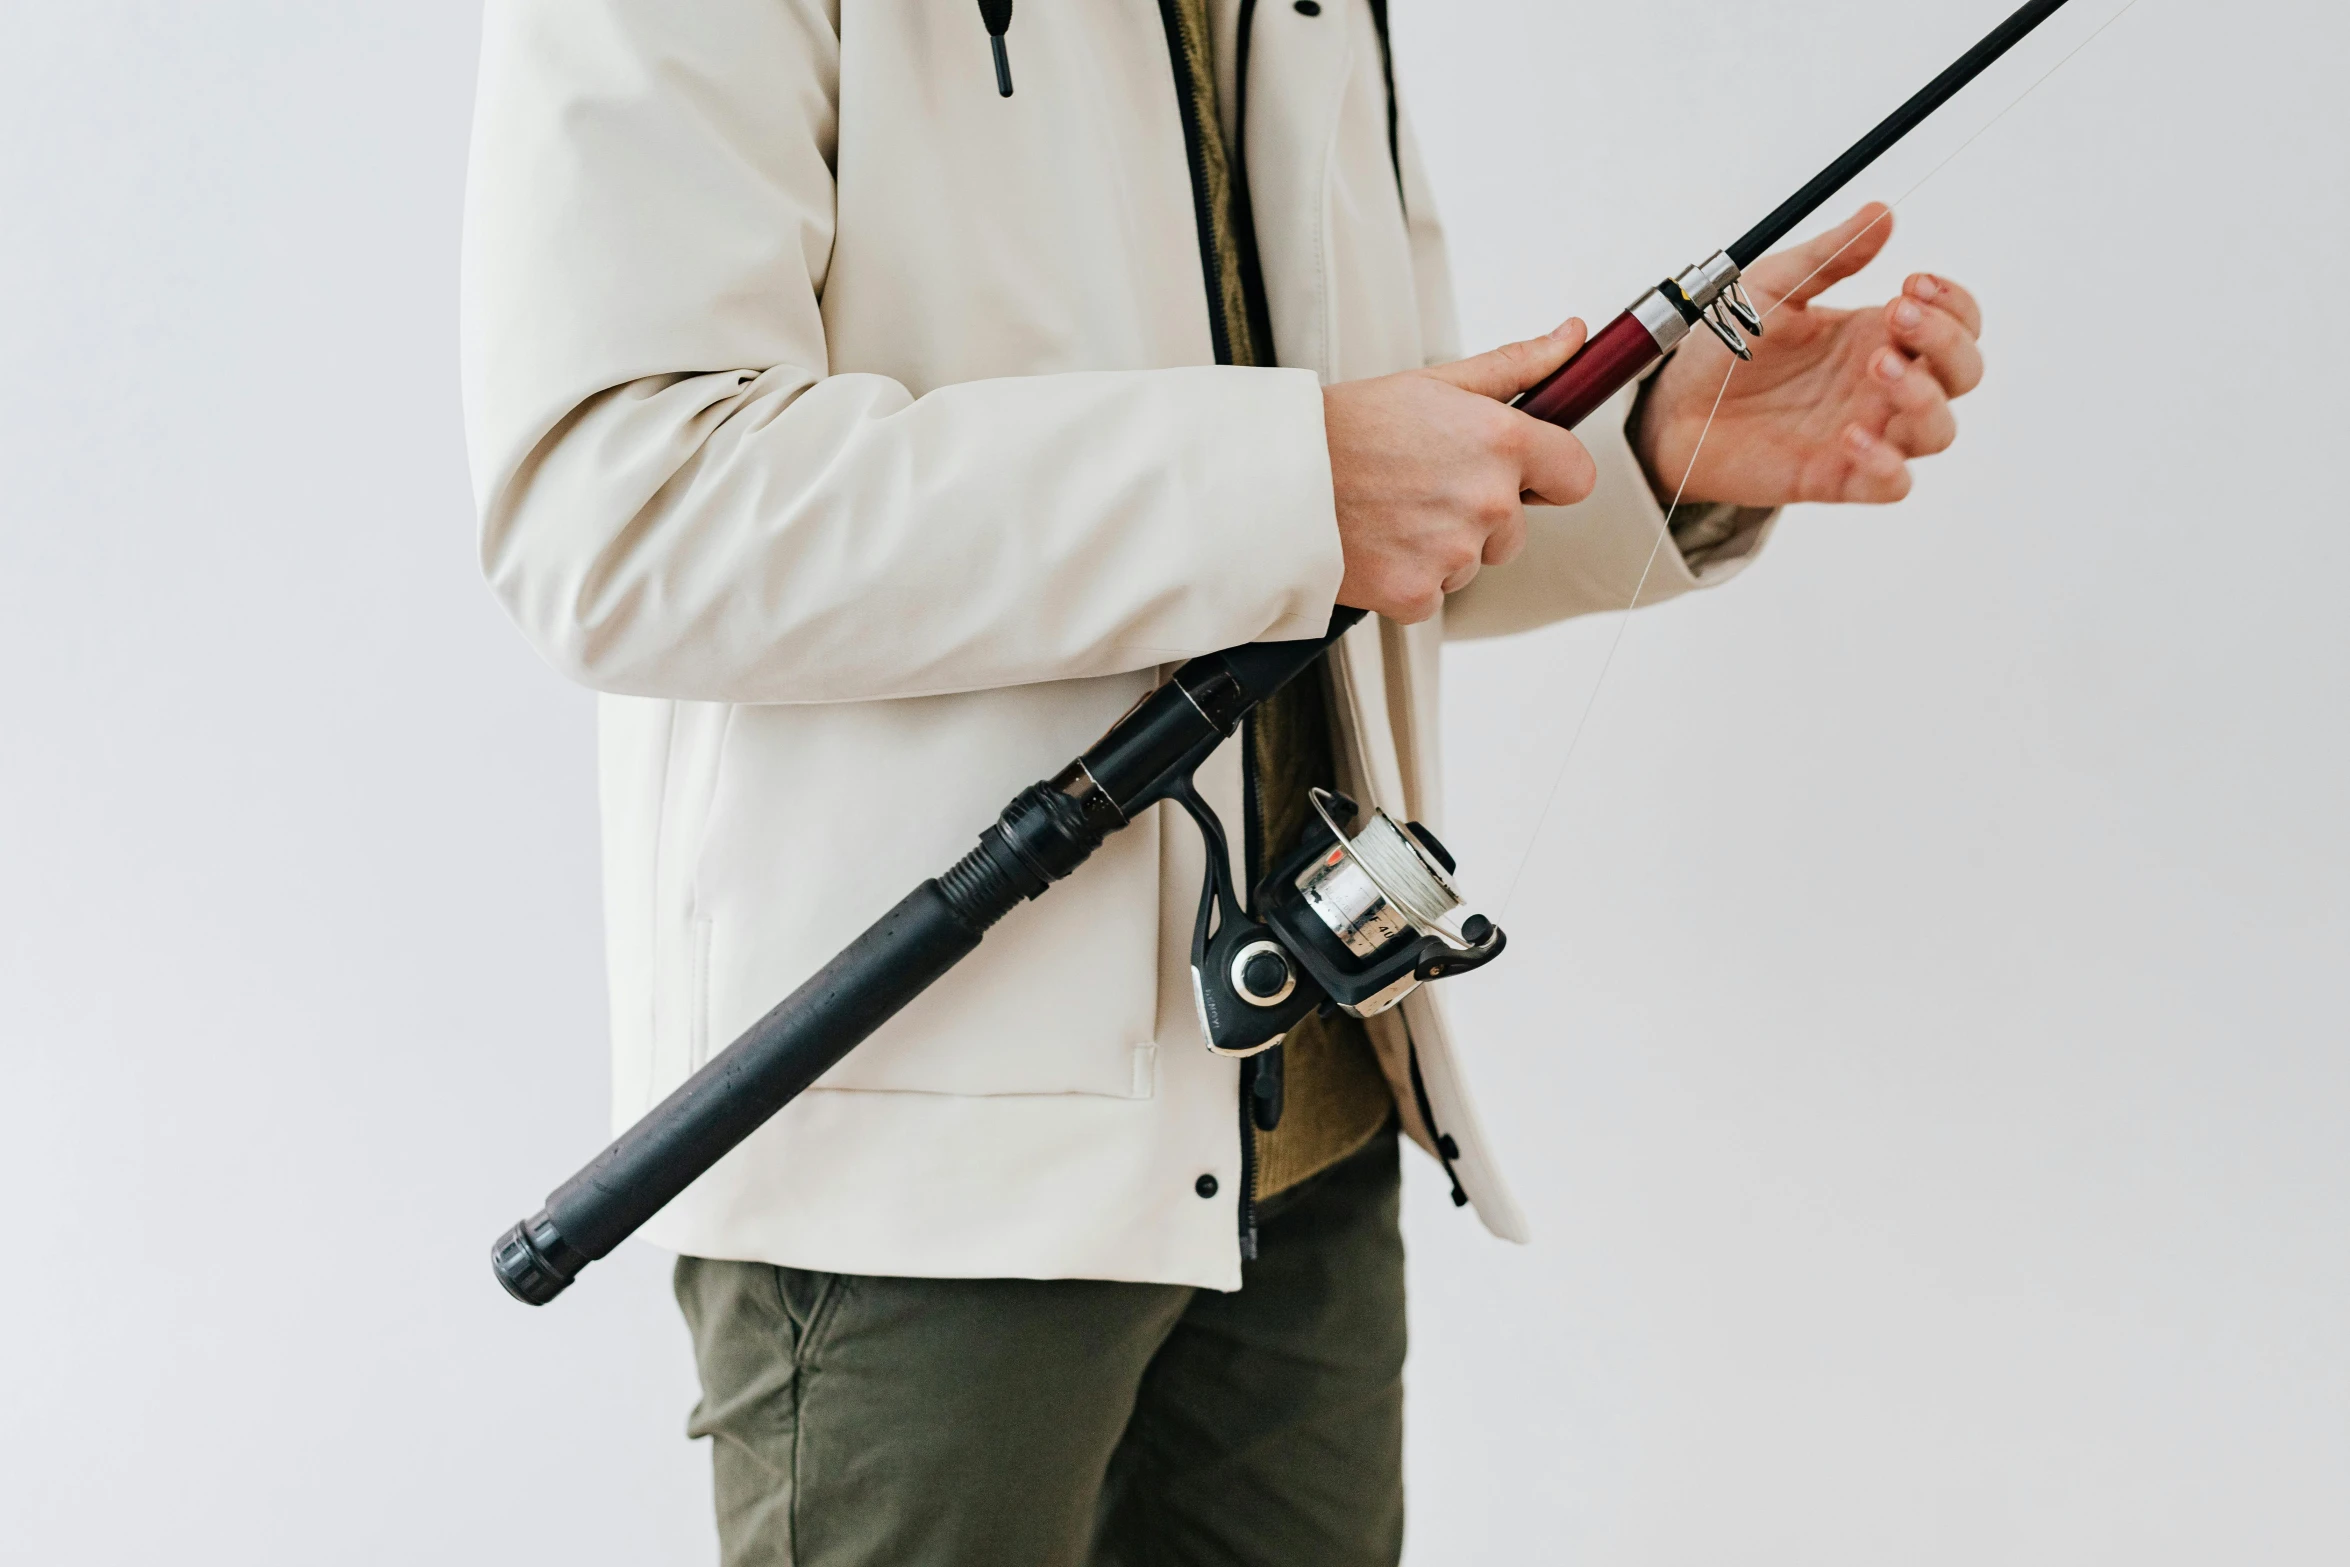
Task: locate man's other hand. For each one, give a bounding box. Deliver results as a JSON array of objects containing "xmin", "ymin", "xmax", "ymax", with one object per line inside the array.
[
  {"xmin": 1636, "ymin": 203, "xmax": 1986, "ymax": 508},
  {"xmin": 1324, "ymin": 322, "xmax": 1599, "ymax": 623}
]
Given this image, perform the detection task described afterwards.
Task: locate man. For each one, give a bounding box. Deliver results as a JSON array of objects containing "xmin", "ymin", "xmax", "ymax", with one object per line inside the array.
[{"xmin": 462, "ymin": 3, "xmax": 1984, "ymax": 1563}]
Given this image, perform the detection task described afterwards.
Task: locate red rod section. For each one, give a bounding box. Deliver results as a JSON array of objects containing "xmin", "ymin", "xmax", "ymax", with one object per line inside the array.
[{"xmin": 1514, "ymin": 309, "xmax": 1666, "ymax": 431}]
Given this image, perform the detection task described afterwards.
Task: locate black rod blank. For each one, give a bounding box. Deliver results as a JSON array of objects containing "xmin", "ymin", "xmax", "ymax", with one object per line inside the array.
[
  {"xmin": 1728, "ymin": 0, "xmax": 2075, "ymax": 267},
  {"xmin": 490, "ymin": 610, "xmax": 1368, "ymax": 1305}
]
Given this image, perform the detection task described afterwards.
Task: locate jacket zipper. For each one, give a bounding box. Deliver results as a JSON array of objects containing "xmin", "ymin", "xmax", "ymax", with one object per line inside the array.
[
  {"xmin": 1241, "ymin": 712, "xmax": 1267, "ymax": 894},
  {"xmin": 1156, "ymin": 0, "xmax": 1265, "ymax": 1258},
  {"xmin": 1160, "ymin": 1, "xmax": 1405, "ymax": 1259},
  {"xmin": 1154, "ymin": 0, "xmax": 1237, "ymax": 368},
  {"xmin": 1237, "ymin": 1057, "xmax": 1262, "ymax": 1260}
]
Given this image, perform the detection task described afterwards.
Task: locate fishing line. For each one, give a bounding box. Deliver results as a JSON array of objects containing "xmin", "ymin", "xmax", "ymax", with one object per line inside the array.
[
  {"xmin": 1488, "ymin": 0, "xmax": 2148, "ymax": 924},
  {"xmin": 1757, "ymin": 0, "xmax": 2149, "ymax": 326},
  {"xmin": 1491, "ymin": 357, "xmax": 1738, "ymax": 918}
]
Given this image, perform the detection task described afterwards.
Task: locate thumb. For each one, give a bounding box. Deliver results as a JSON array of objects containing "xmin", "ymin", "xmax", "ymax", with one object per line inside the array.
[
  {"xmin": 1747, "ymin": 202, "xmax": 1894, "ymax": 309},
  {"xmin": 1420, "ymin": 319, "xmax": 1587, "ymax": 401}
]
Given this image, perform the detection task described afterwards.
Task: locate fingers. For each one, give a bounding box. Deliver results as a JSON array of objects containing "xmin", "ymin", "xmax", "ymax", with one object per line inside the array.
[
  {"xmin": 1454, "ymin": 411, "xmax": 1595, "ymax": 572},
  {"xmin": 1830, "ymin": 423, "xmax": 1913, "ymax": 504},
  {"xmin": 1903, "ymin": 270, "xmax": 1980, "ymax": 337},
  {"xmin": 1509, "ymin": 414, "xmax": 1598, "ymax": 512},
  {"xmin": 1887, "ymin": 287, "xmax": 1983, "ymax": 397},
  {"xmin": 1325, "ymin": 365, "xmax": 1594, "ymax": 623},
  {"xmin": 1746, "ymin": 202, "xmax": 1894, "ymax": 309},
  {"xmin": 1880, "ymin": 339, "xmax": 1958, "ymax": 457},
  {"xmin": 1867, "ymin": 345, "xmax": 1957, "ymax": 457},
  {"xmin": 1793, "ymin": 340, "xmax": 1955, "ymax": 506},
  {"xmin": 1421, "ymin": 319, "xmax": 1587, "ymax": 401},
  {"xmin": 1884, "ymin": 399, "xmax": 1957, "ymax": 459},
  {"xmin": 1885, "ymin": 396, "xmax": 1957, "ymax": 458}
]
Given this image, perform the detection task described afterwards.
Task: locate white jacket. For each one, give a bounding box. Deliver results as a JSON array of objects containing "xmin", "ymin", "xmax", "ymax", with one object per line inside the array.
[{"xmin": 462, "ymin": 0, "xmax": 1771, "ymax": 1290}]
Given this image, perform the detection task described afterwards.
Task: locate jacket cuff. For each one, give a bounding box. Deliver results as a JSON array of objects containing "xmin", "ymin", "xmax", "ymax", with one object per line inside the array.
[
  {"xmin": 1183, "ymin": 366, "xmax": 1343, "ymax": 644},
  {"xmin": 1667, "ymin": 499, "xmax": 1777, "ymax": 578}
]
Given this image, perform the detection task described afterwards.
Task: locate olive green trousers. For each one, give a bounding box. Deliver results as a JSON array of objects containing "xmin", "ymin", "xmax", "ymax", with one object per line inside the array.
[{"xmin": 673, "ymin": 1132, "xmax": 1405, "ymax": 1567}]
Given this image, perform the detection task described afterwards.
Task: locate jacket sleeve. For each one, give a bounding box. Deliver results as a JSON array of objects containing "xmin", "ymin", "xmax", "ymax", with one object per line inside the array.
[
  {"xmin": 460, "ymin": 0, "xmax": 1342, "ymax": 705},
  {"xmin": 1388, "ymin": 99, "xmax": 1776, "ymax": 640}
]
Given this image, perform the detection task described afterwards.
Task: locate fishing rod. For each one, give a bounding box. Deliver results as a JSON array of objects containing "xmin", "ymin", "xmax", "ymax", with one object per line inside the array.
[
  {"xmin": 1518, "ymin": 0, "xmax": 2074, "ymax": 427},
  {"xmin": 492, "ymin": 0, "xmax": 2080, "ymax": 1306}
]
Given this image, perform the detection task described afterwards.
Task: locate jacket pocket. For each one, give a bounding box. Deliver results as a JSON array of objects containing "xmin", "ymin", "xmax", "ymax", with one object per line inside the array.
[{"xmin": 687, "ymin": 682, "xmax": 1165, "ymax": 1100}]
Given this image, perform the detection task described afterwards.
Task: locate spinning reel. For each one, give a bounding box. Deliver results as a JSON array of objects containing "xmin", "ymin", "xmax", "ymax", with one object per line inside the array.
[{"xmin": 1170, "ymin": 781, "xmax": 1507, "ymax": 1063}]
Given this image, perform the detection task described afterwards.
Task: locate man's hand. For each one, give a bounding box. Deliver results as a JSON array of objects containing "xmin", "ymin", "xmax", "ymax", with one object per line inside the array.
[
  {"xmin": 1324, "ymin": 322, "xmax": 1600, "ymax": 623},
  {"xmin": 1635, "ymin": 203, "xmax": 1985, "ymax": 508}
]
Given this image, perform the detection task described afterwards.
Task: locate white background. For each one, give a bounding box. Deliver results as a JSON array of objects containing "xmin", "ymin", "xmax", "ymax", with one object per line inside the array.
[{"xmin": 2, "ymin": 3, "xmax": 2340, "ymax": 1563}]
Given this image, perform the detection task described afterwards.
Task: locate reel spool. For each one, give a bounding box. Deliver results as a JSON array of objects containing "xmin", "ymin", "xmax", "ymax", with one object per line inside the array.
[{"xmin": 1187, "ymin": 786, "xmax": 1507, "ymax": 1061}]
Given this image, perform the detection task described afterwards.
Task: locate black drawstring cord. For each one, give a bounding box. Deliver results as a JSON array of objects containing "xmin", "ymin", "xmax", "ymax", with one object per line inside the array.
[
  {"xmin": 1407, "ymin": 1042, "xmax": 1470, "ymax": 1208},
  {"xmin": 977, "ymin": 0, "xmax": 1014, "ymax": 96}
]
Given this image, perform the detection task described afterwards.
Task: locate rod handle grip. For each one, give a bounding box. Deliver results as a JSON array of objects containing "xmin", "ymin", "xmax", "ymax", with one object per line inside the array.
[{"xmin": 1513, "ymin": 309, "xmax": 1666, "ymax": 432}]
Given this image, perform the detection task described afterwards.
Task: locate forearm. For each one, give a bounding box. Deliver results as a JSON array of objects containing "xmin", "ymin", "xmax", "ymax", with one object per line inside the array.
[
  {"xmin": 478, "ymin": 363, "xmax": 1342, "ymax": 704},
  {"xmin": 464, "ymin": 0, "xmax": 1342, "ymax": 704}
]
